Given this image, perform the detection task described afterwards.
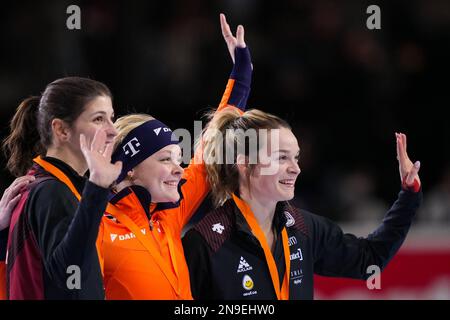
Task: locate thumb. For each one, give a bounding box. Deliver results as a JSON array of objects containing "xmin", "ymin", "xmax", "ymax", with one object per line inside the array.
[
  {"xmin": 405, "ymin": 161, "xmax": 420, "ymax": 186},
  {"xmin": 113, "ymin": 161, "xmax": 123, "ymax": 173},
  {"xmin": 236, "ymin": 25, "xmax": 246, "ymax": 47}
]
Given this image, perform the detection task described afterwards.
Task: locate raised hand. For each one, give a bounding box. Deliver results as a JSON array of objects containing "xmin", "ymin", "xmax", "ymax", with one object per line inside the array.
[
  {"xmin": 80, "ymin": 129, "xmax": 122, "ymax": 189},
  {"xmin": 396, "ymin": 132, "xmax": 421, "ymax": 190},
  {"xmin": 220, "ymin": 13, "xmax": 246, "ymax": 63},
  {"xmin": 0, "ymin": 175, "xmax": 35, "ymax": 230}
]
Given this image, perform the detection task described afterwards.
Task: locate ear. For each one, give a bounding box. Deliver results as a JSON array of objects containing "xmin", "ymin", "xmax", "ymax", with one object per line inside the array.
[
  {"xmin": 51, "ymin": 118, "xmax": 71, "ymax": 144},
  {"xmin": 236, "ymin": 154, "xmax": 248, "ymax": 176},
  {"xmin": 126, "ymin": 169, "xmax": 135, "ymax": 181}
]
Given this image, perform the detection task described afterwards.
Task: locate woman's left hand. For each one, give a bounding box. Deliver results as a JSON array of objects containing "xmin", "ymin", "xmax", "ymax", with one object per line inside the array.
[
  {"xmin": 220, "ymin": 13, "xmax": 246, "ymax": 63},
  {"xmin": 396, "ymin": 132, "xmax": 421, "ymax": 190}
]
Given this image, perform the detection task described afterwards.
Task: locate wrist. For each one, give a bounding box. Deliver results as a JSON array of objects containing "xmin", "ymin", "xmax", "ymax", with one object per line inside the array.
[{"xmin": 402, "ymin": 176, "xmax": 421, "ymax": 193}]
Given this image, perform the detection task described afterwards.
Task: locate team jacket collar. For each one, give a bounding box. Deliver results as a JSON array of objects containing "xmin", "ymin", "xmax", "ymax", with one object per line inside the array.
[
  {"xmin": 231, "ymin": 196, "xmax": 289, "ymax": 238},
  {"xmin": 108, "ymin": 179, "xmax": 188, "ymax": 219},
  {"xmin": 35, "ymin": 156, "xmax": 86, "ymax": 194}
]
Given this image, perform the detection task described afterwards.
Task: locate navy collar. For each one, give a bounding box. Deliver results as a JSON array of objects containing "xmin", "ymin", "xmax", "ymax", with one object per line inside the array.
[{"xmin": 109, "ymin": 179, "xmax": 187, "ymax": 219}]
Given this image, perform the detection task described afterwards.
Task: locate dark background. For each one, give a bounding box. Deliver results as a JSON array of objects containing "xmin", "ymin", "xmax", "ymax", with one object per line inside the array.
[{"xmin": 1, "ymin": 0, "xmax": 449, "ymax": 223}]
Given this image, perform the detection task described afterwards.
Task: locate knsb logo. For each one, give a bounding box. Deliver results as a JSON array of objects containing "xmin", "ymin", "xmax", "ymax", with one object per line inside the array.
[{"xmin": 242, "ymin": 274, "xmax": 254, "ymax": 291}]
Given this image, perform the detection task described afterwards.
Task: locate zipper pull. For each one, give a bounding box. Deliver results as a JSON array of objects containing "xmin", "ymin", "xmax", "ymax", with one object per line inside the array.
[{"xmin": 149, "ymin": 219, "xmax": 154, "ymax": 231}]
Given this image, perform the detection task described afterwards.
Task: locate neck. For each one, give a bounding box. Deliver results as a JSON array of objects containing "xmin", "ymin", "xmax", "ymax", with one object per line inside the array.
[
  {"xmin": 46, "ymin": 146, "xmax": 87, "ymax": 176},
  {"xmin": 114, "ymin": 180, "xmax": 133, "ymax": 193},
  {"xmin": 239, "ymin": 186, "xmax": 277, "ymax": 235}
]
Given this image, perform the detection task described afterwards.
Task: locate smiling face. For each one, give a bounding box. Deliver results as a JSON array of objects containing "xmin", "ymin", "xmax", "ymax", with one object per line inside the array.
[
  {"xmin": 67, "ymin": 95, "xmax": 117, "ymax": 155},
  {"xmin": 130, "ymin": 144, "xmax": 184, "ymax": 203},
  {"xmin": 243, "ymin": 127, "xmax": 301, "ymax": 203}
]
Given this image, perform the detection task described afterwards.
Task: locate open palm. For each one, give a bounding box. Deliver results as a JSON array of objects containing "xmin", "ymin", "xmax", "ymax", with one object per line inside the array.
[
  {"xmin": 80, "ymin": 129, "xmax": 122, "ymax": 188},
  {"xmin": 396, "ymin": 132, "xmax": 421, "ymax": 188}
]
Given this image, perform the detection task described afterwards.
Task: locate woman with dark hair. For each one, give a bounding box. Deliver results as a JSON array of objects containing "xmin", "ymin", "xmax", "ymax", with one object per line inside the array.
[{"xmin": 1, "ymin": 77, "xmax": 122, "ymax": 299}]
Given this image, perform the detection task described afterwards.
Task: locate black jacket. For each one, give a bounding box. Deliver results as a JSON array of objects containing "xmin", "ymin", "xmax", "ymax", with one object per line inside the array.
[
  {"xmin": 182, "ymin": 189, "xmax": 422, "ymax": 300},
  {"xmin": 5, "ymin": 157, "xmax": 109, "ymax": 299}
]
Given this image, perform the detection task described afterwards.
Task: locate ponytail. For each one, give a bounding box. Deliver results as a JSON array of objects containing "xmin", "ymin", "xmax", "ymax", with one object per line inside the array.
[
  {"xmin": 2, "ymin": 96, "xmax": 44, "ymax": 177},
  {"xmin": 202, "ymin": 108, "xmax": 242, "ymax": 207}
]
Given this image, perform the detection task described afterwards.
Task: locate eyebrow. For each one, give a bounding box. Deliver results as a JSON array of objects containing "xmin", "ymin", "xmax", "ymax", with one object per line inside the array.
[
  {"xmin": 158, "ymin": 150, "xmax": 181, "ymax": 157},
  {"xmin": 90, "ymin": 111, "xmax": 114, "ymax": 118},
  {"xmin": 275, "ymin": 149, "xmax": 300, "ymax": 155}
]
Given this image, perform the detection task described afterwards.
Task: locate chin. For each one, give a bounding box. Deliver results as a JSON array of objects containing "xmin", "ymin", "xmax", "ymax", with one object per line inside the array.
[
  {"xmin": 165, "ymin": 193, "xmax": 180, "ymax": 203},
  {"xmin": 279, "ymin": 191, "xmax": 295, "ymax": 201},
  {"xmin": 152, "ymin": 192, "xmax": 180, "ymax": 203}
]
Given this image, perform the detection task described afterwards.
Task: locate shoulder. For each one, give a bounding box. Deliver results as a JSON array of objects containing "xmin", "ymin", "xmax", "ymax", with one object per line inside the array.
[
  {"xmin": 26, "ymin": 176, "xmax": 79, "ymax": 224},
  {"xmin": 282, "ymin": 202, "xmax": 332, "ymax": 238},
  {"xmin": 189, "ymin": 200, "xmax": 236, "ymax": 252},
  {"xmin": 30, "ymin": 177, "xmax": 77, "ymax": 203}
]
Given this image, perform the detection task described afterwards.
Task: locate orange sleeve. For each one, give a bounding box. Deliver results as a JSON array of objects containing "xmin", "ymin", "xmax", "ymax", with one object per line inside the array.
[
  {"xmin": 0, "ymin": 261, "xmax": 6, "ymax": 300},
  {"xmin": 217, "ymin": 79, "xmax": 245, "ymax": 115},
  {"xmin": 174, "ymin": 78, "xmax": 245, "ymax": 228},
  {"xmin": 96, "ymin": 220, "xmax": 105, "ymax": 277}
]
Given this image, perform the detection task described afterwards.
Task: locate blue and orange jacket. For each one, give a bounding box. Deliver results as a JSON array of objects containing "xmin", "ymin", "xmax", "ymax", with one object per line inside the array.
[{"xmin": 98, "ymin": 47, "xmax": 252, "ymax": 299}]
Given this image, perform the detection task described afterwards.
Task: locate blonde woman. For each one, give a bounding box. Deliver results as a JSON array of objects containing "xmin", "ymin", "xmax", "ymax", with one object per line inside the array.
[{"xmin": 96, "ymin": 14, "xmax": 253, "ymax": 299}]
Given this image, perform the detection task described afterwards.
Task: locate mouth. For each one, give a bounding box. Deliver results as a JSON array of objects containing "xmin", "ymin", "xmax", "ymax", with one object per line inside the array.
[
  {"xmin": 279, "ymin": 179, "xmax": 296, "ymax": 188},
  {"xmin": 163, "ymin": 180, "xmax": 179, "ymax": 188}
]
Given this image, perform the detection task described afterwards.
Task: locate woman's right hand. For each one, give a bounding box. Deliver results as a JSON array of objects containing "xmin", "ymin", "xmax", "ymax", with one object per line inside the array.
[
  {"xmin": 81, "ymin": 129, "xmax": 122, "ymax": 189},
  {"xmin": 0, "ymin": 175, "xmax": 35, "ymax": 230}
]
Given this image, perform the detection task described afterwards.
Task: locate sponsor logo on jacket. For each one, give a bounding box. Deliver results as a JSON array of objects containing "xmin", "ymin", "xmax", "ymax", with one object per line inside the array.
[{"xmin": 110, "ymin": 229, "xmax": 146, "ymax": 242}]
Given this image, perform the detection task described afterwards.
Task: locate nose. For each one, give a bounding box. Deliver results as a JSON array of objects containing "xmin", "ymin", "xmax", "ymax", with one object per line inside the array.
[
  {"xmin": 288, "ymin": 160, "xmax": 301, "ymax": 175},
  {"xmin": 105, "ymin": 118, "xmax": 118, "ymax": 138},
  {"xmin": 172, "ymin": 162, "xmax": 184, "ymax": 177}
]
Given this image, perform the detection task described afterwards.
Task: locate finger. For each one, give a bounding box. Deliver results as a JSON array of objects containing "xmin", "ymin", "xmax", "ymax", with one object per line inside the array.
[
  {"xmin": 236, "ymin": 25, "xmax": 246, "ymax": 47},
  {"xmin": 10, "ymin": 180, "xmax": 32, "ymax": 196},
  {"xmin": 6, "ymin": 193, "xmax": 22, "ymax": 212},
  {"xmin": 401, "ymin": 133, "xmax": 410, "ymax": 162},
  {"xmin": 9, "ymin": 175, "xmax": 35, "ymax": 189},
  {"xmin": 103, "ymin": 141, "xmax": 115, "ymax": 160},
  {"xmin": 402, "ymin": 133, "xmax": 407, "ymax": 151},
  {"xmin": 406, "ymin": 161, "xmax": 420, "ymax": 185},
  {"xmin": 220, "ymin": 13, "xmax": 233, "ymax": 40},
  {"xmin": 396, "ymin": 133, "xmax": 407, "ymax": 164},
  {"xmin": 91, "ymin": 129, "xmax": 107, "ymax": 153},
  {"xmin": 113, "ymin": 161, "xmax": 123, "ymax": 178},
  {"xmin": 80, "ymin": 134, "xmax": 87, "ymax": 154}
]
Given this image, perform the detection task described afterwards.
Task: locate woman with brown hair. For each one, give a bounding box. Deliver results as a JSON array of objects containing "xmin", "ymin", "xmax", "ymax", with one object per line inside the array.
[
  {"xmin": 182, "ymin": 108, "xmax": 422, "ymax": 300},
  {"xmin": 1, "ymin": 77, "xmax": 122, "ymax": 299}
]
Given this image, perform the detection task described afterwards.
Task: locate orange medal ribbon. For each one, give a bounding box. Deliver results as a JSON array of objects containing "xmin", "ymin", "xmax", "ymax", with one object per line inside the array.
[{"xmin": 232, "ymin": 194, "xmax": 291, "ymax": 300}]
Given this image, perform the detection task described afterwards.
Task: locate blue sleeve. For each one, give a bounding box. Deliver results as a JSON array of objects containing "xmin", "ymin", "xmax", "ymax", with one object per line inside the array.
[
  {"xmin": 228, "ymin": 47, "xmax": 253, "ymax": 110},
  {"xmin": 312, "ymin": 189, "xmax": 423, "ymax": 279}
]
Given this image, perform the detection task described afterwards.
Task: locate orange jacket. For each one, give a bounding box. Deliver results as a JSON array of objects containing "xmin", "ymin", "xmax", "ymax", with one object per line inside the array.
[{"xmin": 98, "ymin": 77, "xmax": 248, "ymax": 300}]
